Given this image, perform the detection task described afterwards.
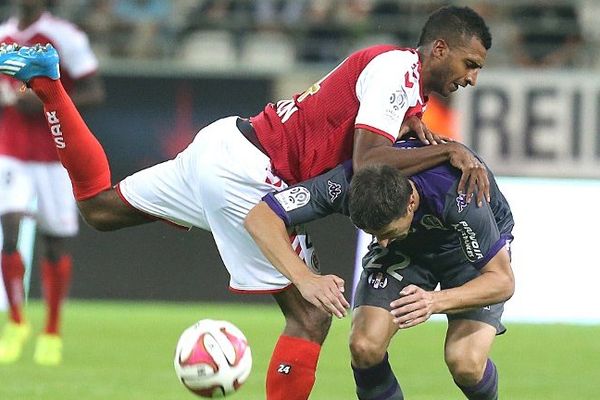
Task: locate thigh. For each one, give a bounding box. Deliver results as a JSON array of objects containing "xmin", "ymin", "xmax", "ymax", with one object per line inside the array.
[
  {"xmin": 0, "ymin": 156, "xmax": 35, "ymax": 215},
  {"xmin": 197, "ymin": 117, "xmax": 318, "ymax": 292},
  {"xmin": 32, "ymin": 162, "xmax": 79, "ymax": 237},
  {"xmin": 444, "ymin": 319, "xmax": 497, "ymax": 365},
  {"xmin": 440, "ymin": 263, "xmax": 506, "ymax": 334}
]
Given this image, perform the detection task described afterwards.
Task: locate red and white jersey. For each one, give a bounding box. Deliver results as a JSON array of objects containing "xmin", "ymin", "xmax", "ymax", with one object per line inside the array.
[
  {"xmin": 0, "ymin": 12, "xmax": 99, "ymax": 162},
  {"xmin": 251, "ymin": 45, "xmax": 427, "ymax": 184}
]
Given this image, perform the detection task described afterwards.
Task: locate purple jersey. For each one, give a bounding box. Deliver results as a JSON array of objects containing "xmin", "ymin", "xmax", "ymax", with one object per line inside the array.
[{"xmin": 263, "ymin": 140, "xmax": 514, "ymax": 270}]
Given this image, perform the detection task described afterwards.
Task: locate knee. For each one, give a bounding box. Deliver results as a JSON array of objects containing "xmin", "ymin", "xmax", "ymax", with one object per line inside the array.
[
  {"xmin": 349, "ymin": 332, "xmax": 387, "ymax": 369},
  {"xmin": 445, "ymin": 350, "xmax": 487, "ymax": 386}
]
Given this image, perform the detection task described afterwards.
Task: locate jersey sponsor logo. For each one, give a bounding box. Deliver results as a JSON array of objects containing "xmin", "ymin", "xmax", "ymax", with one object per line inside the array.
[
  {"xmin": 327, "ymin": 179, "xmax": 342, "ymax": 202},
  {"xmin": 420, "ymin": 214, "xmax": 447, "ymax": 230},
  {"xmin": 456, "ymin": 193, "xmax": 468, "ymax": 213},
  {"xmin": 367, "ymin": 271, "xmax": 388, "ymax": 289},
  {"xmin": 453, "ymin": 220, "xmax": 484, "ymax": 262},
  {"xmin": 45, "ymin": 111, "xmax": 66, "ymax": 149},
  {"xmin": 274, "ymin": 186, "xmax": 311, "ymax": 211}
]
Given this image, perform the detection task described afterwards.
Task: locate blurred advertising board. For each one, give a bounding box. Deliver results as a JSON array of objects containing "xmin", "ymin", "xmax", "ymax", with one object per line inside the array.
[{"xmin": 455, "ymin": 70, "xmax": 600, "ymax": 178}]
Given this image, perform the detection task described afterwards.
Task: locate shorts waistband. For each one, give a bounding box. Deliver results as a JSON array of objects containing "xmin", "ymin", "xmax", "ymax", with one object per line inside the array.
[{"xmin": 236, "ymin": 117, "xmax": 267, "ymax": 156}]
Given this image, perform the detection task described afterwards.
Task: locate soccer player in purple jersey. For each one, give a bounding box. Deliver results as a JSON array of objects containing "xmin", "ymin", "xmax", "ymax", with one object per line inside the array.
[
  {"xmin": 0, "ymin": 6, "xmax": 494, "ymax": 399},
  {"xmin": 246, "ymin": 140, "xmax": 514, "ymax": 399}
]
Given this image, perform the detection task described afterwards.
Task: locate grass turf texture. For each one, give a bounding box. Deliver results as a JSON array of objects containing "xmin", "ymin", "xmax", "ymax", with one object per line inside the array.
[{"xmin": 0, "ymin": 301, "xmax": 598, "ymax": 400}]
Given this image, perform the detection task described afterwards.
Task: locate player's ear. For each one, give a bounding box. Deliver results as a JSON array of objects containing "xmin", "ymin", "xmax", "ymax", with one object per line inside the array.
[{"xmin": 431, "ymin": 39, "xmax": 449, "ymax": 58}]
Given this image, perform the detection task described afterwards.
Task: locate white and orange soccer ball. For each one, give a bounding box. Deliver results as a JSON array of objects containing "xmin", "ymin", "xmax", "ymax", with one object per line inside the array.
[{"xmin": 174, "ymin": 319, "xmax": 252, "ymax": 398}]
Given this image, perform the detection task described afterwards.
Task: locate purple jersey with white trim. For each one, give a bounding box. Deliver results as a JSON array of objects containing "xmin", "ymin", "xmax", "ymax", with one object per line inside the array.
[{"xmin": 263, "ymin": 140, "xmax": 514, "ymax": 270}]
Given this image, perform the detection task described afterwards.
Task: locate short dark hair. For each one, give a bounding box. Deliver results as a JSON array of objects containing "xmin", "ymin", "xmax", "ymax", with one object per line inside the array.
[
  {"xmin": 417, "ymin": 6, "xmax": 492, "ymax": 50},
  {"xmin": 348, "ymin": 165, "xmax": 413, "ymax": 233}
]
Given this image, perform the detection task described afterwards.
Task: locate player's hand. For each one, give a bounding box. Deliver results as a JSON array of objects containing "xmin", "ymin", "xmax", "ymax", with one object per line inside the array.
[
  {"xmin": 295, "ymin": 274, "xmax": 350, "ymax": 318},
  {"xmin": 447, "ymin": 143, "xmax": 490, "ymax": 207},
  {"xmin": 399, "ymin": 116, "xmax": 449, "ymax": 145},
  {"xmin": 389, "ymin": 284, "xmax": 436, "ymax": 329}
]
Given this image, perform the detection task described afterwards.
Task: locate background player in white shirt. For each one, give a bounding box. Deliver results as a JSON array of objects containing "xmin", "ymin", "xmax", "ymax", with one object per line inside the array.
[
  {"xmin": 0, "ymin": 0, "xmax": 104, "ymax": 365},
  {"xmin": 0, "ymin": 5, "xmax": 490, "ymax": 398}
]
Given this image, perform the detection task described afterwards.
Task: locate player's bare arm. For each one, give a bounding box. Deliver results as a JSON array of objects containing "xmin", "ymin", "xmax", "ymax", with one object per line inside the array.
[
  {"xmin": 245, "ymin": 202, "xmax": 349, "ymax": 318},
  {"xmin": 353, "ymin": 128, "xmax": 491, "ymax": 206},
  {"xmin": 399, "ymin": 115, "xmax": 450, "ymax": 145},
  {"xmin": 389, "ymin": 248, "xmax": 514, "ymax": 329}
]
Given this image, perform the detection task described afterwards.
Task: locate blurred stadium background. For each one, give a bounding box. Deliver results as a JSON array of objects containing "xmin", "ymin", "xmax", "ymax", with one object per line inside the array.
[{"xmin": 1, "ymin": 0, "xmax": 599, "ymax": 399}]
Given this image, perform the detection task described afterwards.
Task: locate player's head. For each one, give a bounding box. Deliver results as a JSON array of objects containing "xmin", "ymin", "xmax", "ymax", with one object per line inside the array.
[
  {"xmin": 349, "ymin": 165, "xmax": 416, "ymax": 241},
  {"xmin": 417, "ymin": 6, "xmax": 491, "ymax": 97}
]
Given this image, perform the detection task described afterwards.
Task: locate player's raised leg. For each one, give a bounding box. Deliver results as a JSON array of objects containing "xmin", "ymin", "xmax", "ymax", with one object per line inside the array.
[
  {"xmin": 444, "ymin": 320, "xmax": 499, "ymax": 400},
  {"xmin": 0, "ymin": 43, "xmax": 148, "ymax": 230},
  {"xmin": 269, "ymin": 286, "xmax": 331, "ymax": 400}
]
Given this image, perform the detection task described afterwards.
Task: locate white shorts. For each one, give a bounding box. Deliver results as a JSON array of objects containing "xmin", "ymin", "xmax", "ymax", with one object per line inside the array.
[
  {"xmin": 0, "ymin": 156, "xmax": 78, "ymax": 236},
  {"xmin": 118, "ymin": 116, "xmax": 317, "ymax": 292}
]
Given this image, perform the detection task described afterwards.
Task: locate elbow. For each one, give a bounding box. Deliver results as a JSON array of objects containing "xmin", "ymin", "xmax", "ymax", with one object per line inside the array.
[{"xmin": 499, "ymin": 269, "xmax": 515, "ymax": 302}]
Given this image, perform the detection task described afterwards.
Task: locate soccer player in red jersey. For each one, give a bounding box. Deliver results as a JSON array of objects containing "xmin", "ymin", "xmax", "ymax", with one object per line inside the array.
[
  {"xmin": 0, "ymin": 0, "xmax": 104, "ymax": 365},
  {"xmin": 0, "ymin": 5, "xmax": 489, "ymax": 398}
]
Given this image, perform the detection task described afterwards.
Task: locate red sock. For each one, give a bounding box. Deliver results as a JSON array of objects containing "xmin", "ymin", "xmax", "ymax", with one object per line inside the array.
[
  {"xmin": 41, "ymin": 255, "xmax": 73, "ymax": 335},
  {"xmin": 266, "ymin": 335, "xmax": 321, "ymax": 400},
  {"xmin": 1, "ymin": 251, "xmax": 25, "ymax": 324},
  {"xmin": 29, "ymin": 77, "xmax": 111, "ymax": 201}
]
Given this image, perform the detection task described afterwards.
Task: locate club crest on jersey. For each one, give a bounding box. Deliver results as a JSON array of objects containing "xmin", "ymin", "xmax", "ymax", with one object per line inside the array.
[
  {"xmin": 327, "ymin": 180, "xmax": 342, "ymax": 202},
  {"xmin": 274, "ymin": 186, "xmax": 311, "ymax": 211},
  {"xmin": 367, "ymin": 271, "xmax": 388, "ymax": 289},
  {"xmin": 456, "ymin": 193, "xmax": 468, "ymax": 213},
  {"xmin": 420, "ymin": 214, "xmax": 447, "ymax": 230}
]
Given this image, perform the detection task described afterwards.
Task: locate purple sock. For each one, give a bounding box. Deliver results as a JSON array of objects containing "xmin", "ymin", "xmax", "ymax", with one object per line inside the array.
[
  {"xmin": 352, "ymin": 353, "xmax": 404, "ymax": 400},
  {"xmin": 456, "ymin": 359, "xmax": 498, "ymax": 400}
]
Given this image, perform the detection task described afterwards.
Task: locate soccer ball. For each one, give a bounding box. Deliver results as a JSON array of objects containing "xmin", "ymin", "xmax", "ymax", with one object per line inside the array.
[{"xmin": 174, "ymin": 319, "xmax": 252, "ymax": 397}]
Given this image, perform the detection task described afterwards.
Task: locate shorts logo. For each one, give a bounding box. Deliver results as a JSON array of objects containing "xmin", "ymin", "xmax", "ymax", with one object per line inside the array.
[
  {"xmin": 277, "ymin": 364, "xmax": 292, "ymax": 374},
  {"xmin": 274, "ymin": 186, "xmax": 310, "ymax": 211},
  {"xmin": 367, "ymin": 271, "xmax": 388, "ymax": 289},
  {"xmin": 456, "ymin": 193, "xmax": 467, "ymax": 213},
  {"xmin": 327, "ymin": 180, "xmax": 342, "ymax": 202}
]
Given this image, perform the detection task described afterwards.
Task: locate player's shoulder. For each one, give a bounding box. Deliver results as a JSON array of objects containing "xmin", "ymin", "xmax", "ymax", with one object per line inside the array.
[{"xmin": 352, "ymin": 45, "xmax": 418, "ymax": 64}]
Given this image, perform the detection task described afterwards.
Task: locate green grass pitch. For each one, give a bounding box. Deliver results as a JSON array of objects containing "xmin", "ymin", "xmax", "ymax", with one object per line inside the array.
[{"xmin": 1, "ymin": 301, "xmax": 598, "ymax": 399}]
